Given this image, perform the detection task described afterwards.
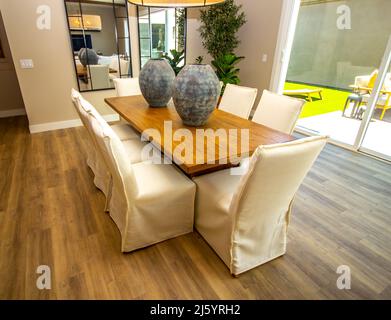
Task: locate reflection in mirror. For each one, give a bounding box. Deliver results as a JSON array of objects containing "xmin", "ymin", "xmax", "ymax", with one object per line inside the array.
[
  {"xmin": 65, "ymin": 0, "xmax": 132, "ymax": 92},
  {"xmin": 137, "ymin": 6, "xmax": 186, "ymax": 69}
]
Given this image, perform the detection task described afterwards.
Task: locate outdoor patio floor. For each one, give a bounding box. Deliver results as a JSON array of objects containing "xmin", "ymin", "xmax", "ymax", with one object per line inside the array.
[{"xmin": 297, "ymin": 111, "xmax": 391, "ymax": 158}]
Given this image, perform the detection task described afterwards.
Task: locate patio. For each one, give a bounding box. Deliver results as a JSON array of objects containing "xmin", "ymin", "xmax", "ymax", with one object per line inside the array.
[
  {"xmin": 285, "ymin": 81, "xmax": 391, "ymax": 123},
  {"xmin": 296, "ymin": 110, "xmax": 391, "ymax": 158}
]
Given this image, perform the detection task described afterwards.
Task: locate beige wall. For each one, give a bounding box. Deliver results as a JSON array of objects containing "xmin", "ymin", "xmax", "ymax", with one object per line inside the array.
[
  {"xmin": 0, "ymin": 11, "xmax": 25, "ymax": 113},
  {"xmin": 186, "ymin": 0, "xmax": 284, "ymax": 107},
  {"xmin": 186, "ymin": 8, "xmax": 211, "ymax": 65},
  {"xmin": 235, "ymin": 0, "xmax": 283, "ymax": 106},
  {"xmin": 0, "ymin": 0, "xmax": 117, "ymax": 131},
  {"xmin": 129, "ymin": 4, "xmax": 141, "ymax": 77},
  {"xmin": 0, "ymin": 0, "xmax": 284, "ymax": 130}
]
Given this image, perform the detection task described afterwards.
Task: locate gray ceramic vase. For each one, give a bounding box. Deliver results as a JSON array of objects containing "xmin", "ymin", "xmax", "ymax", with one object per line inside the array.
[
  {"xmin": 173, "ymin": 64, "xmax": 221, "ymax": 126},
  {"xmin": 139, "ymin": 59, "xmax": 175, "ymax": 107},
  {"xmin": 78, "ymin": 48, "xmax": 99, "ymax": 66}
]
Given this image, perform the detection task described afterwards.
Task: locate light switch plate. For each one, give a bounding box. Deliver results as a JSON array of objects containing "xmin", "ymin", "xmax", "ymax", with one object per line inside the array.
[
  {"xmin": 262, "ymin": 54, "xmax": 268, "ymax": 63},
  {"xmin": 20, "ymin": 59, "xmax": 34, "ymax": 69}
]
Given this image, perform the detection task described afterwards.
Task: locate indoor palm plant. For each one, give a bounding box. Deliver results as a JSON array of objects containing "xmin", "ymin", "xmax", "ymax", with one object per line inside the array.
[
  {"xmin": 211, "ymin": 54, "xmax": 244, "ymax": 94},
  {"xmin": 199, "ymin": 0, "xmax": 246, "ymax": 94}
]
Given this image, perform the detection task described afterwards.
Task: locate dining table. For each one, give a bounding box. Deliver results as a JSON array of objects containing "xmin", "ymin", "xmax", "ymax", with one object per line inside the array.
[{"xmin": 105, "ymin": 95, "xmax": 296, "ymax": 177}]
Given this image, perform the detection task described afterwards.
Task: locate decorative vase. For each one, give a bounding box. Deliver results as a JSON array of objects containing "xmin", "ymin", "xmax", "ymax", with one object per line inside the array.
[
  {"xmin": 139, "ymin": 59, "xmax": 175, "ymax": 107},
  {"xmin": 78, "ymin": 48, "xmax": 99, "ymax": 66},
  {"xmin": 173, "ymin": 64, "xmax": 221, "ymax": 126}
]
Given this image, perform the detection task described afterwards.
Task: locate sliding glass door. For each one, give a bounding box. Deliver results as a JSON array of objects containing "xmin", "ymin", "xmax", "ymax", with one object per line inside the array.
[
  {"xmin": 280, "ymin": 0, "xmax": 391, "ymax": 161},
  {"xmin": 358, "ymin": 38, "xmax": 391, "ymax": 160}
]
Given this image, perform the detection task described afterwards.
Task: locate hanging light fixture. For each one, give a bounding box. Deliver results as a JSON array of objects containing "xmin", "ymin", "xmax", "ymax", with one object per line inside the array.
[{"xmin": 127, "ymin": 0, "xmax": 226, "ymax": 8}]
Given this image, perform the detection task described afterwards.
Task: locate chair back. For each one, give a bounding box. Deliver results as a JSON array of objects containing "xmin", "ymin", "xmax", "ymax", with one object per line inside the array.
[
  {"xmin": 228, "ymin": 136, "xmax": 327, "ymax": 272},
  {"xmin": 119, "ymin": 59, "xmax": 130, "ymax": 76},
  {"xmin": 113, "ymin": 78, "xmax": 141, "ymax": 97},
  {"xmin": 89, "ymin": 65, "xmax": 110, "ymax": 90},
  {"xmin": 71, "ymin": 89, "xmax": 97, "ymax": 142},
  {"xmin": 219, "ymin": 84, "xmax": 258, "ymax": 119},
  {"xmin": 252, "ymin": 90, "xmax": 305, "ymax": 134}
]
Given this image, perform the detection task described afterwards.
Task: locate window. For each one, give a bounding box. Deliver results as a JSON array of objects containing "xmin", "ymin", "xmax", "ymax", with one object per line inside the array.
[{"xmin": 137, "ymin": 6, "xmax": 186, "ymax": 69}]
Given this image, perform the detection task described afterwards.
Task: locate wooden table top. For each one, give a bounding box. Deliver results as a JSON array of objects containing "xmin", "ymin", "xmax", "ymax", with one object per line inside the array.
[{"xmin": 105, "ymin": 95, "xmax": 296, "ymax": 177}]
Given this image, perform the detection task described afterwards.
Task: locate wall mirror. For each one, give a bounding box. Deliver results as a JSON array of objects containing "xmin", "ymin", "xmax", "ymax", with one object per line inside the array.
[
  {"xmin": 65, "ymin": 0, "xmax": 132, "ymax": 92},
  {"xmin": 137, "ymin": 6, "xmax": 186, "ymax": 68}
]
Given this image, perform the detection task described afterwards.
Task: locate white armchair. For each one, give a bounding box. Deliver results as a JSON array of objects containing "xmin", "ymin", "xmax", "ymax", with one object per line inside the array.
[{"xmin": 193, "ymin": 136, "xmax": 327, "ymax": 275}]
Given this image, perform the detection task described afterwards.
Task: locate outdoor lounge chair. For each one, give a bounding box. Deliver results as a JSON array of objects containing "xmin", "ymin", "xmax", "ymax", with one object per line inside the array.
[{"xmin": 283, "ymin": 88, "xmax": 323, "ymax": 102}]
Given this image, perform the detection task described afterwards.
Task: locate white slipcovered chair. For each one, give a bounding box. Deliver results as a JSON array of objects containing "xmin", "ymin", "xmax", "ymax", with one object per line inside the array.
[
  {"xmin": 252, "ymin": 90, "xmax": 305, "ymax": 134},
  {"xmin": 88, "ymin": 107, "xmax": 196, "ymax": 252},
  {"xmin": 71, "ymin": 89, "xmax": 145, "ymax": 198},
  {"xmin": 110, "ymin": 57, "xmax": 131, "ymax": 78},
  {"xmin": 113, "ymin": 78, "xmax": 142, "ymax": 97},
  {"xmin": 193, "ymin": 135, "xmax": 327, "ymax": 275},
  {"xmin": 89, "ymin": 65, "xmax": 111, "ymax": 90},
  {"xmin": 219, "ymin": 84, "xmax": 258, "ymax": 119}
]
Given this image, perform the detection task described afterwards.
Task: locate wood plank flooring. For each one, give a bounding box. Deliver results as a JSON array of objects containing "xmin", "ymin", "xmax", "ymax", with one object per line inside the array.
[{"xmin": 0, "ymin": 116, "xmax": 390, "ymax": 299}]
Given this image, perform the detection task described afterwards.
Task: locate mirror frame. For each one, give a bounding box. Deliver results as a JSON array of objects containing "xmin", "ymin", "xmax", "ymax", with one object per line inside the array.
[{"xmin": 64, "ymin": 0, "xmax": 133, "ymax": 92}]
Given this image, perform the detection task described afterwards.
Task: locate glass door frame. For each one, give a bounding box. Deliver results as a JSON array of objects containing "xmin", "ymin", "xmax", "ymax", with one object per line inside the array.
[
  {"xmin": 355, "ymin": 35, "xmax": 391, "ymax": 161},
  {"xmin": 271, "ymin": 0, "xmax": 391, "ymax": 162}
]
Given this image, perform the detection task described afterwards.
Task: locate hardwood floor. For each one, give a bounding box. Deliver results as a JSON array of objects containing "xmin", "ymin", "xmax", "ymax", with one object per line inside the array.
[{"xmin": 0, "ymin": 116, "xmax": 391, "ymax": 299}]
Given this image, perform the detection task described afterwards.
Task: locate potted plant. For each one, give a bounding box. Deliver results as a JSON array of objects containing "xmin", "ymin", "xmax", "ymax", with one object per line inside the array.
[
  {"xmin": 163, "ymin": 49, "xmax": 185, "ymax": 76},
  {"xmin": 199, "ymin": 0, "xmax": 246, "ymax": 95},
  {"xmin": 212, "ymin": 53, "xmax": 244, "ymax": 95}
]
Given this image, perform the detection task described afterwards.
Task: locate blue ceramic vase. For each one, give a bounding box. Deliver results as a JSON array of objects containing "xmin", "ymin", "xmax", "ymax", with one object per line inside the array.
[
  {"xmin": 139, "ymin": 59, "xmax": 175, "ymax": 107},
  {"xmin": 173, "ymin": 64, "xmax": 221, "ymax": 126}
]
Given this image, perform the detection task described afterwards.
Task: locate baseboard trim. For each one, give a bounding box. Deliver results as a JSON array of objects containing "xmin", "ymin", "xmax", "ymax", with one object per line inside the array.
[
  {"xmin": 0, "ymin": 108, "xmax": 26, "ymax": 118},
  {"xmin": 29, "ymin": 113, "xmax": 120, "ymax": 134}
]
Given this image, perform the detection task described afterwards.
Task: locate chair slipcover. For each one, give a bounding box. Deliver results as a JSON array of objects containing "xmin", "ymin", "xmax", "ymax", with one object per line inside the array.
[
  {"xmin": 252, "ymin": 90, "xmax": 305, "ymax": 134},
  {"xmin": 89, "ymin": 65, "xmax": 111, "ymax": 90},
  {"xmin": 71, "ymin": 89, "xmax": 145, "ymax": 197},
  {"xmin": 113, "ymin": 78, "xmax": 142, "ymax": 97},
  {"xmin": 88, "ymin": 109, "xmax": 196, "ymax": 252},
  {"xmin": 219, "ymin": 84, "xmax": 258, "ymax": 119},
  {"xmin": 193, "ymin": 135, "xmax": 327, "ymax": 275}
]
